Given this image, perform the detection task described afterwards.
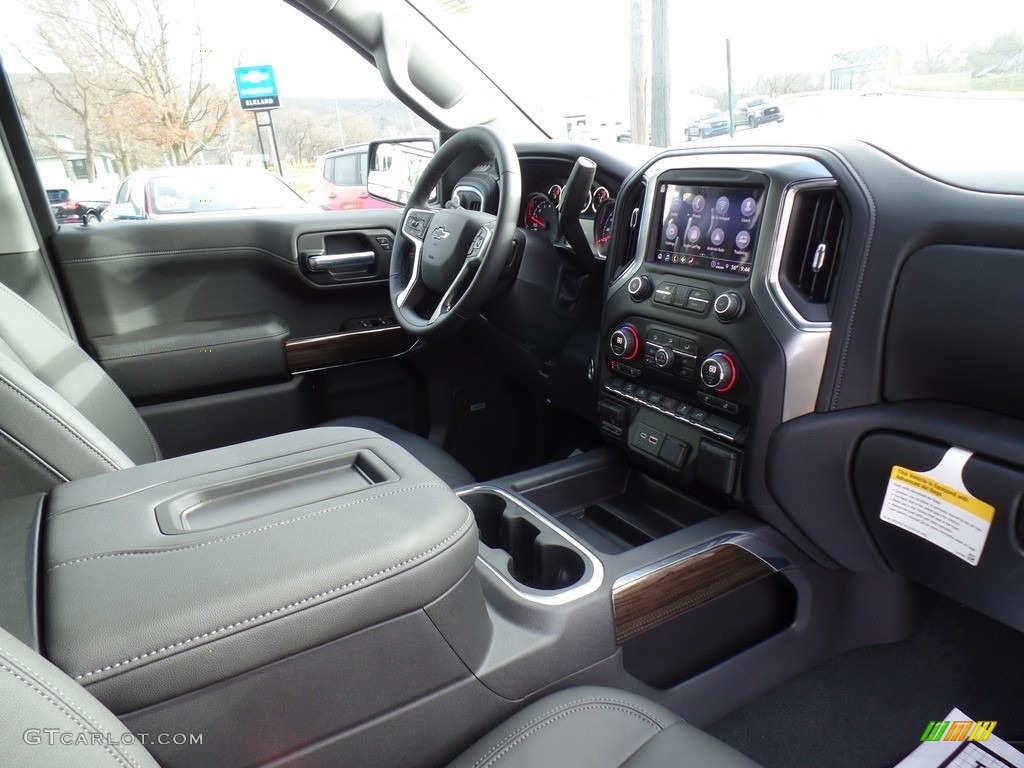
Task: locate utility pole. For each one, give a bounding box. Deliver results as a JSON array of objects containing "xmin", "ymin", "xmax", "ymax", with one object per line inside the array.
[
  {"xmin": 629, "ymin": 0, "xmax": 650, "ymax": 145},
  {"xmin": 650, "ymin": 0, "xmax": 670, "ymax": 147},
  {"xmin": 726, "ymin": 39, "xmax": 735, "ymax": 138}
]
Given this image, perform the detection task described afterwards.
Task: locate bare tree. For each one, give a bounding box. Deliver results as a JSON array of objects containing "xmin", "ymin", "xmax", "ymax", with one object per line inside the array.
[
  {"xmin": 13, "ymin": 2, "xmax": 113, "ymax": 179},
  {"xmin": 16, "ymin": 0, "xmax": 233, "ymax": 169},
  {"xmin": 915, "ymin": 42, "xmax": 958, "ymax": 74}
]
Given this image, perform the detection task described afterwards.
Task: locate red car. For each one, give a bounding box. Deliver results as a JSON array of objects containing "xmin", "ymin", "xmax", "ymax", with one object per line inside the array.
[{"xmin": 308, "ymin": 144, "xmax": 395, "ymax": 210}]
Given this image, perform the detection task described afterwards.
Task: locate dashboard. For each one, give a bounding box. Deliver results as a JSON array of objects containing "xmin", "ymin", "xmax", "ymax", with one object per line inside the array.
[{"xmin": 575, "ymin": 137, "xmax": 1024, "ymax": 635}]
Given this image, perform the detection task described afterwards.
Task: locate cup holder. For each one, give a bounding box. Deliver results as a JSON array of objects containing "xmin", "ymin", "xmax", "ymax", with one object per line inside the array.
[
  {"xmin": 461, "ymin": 492, "xmax": 505, "ymax": 549},
  {"xmin": 462, "ymin": 490, "xmax": 587, "ymax": 592}
]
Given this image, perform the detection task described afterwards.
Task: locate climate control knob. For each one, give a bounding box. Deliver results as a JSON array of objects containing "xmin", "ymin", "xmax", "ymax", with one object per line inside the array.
[
  {"xmin": 700, "ymin": 352, "xmax": 738, "ymax": 393},
  {"xmin": 609, "ymin": 324, "xmax": 640, "ymax": 361},
  {"xmin": 714, "ymin": 292, "xmax": 743, "ymax": 322},
  {"xmin": 627, "ymin": 275, "xmax": 653, "ymax": 301}
]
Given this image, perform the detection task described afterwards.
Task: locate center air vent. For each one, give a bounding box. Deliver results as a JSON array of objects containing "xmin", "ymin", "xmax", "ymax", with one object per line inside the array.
[{"xmin": 776, "ymin": 184, "xmax": 846, "ymax": 324}]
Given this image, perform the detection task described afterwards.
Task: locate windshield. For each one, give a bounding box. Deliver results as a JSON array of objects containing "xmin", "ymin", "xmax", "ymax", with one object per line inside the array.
[{"xmin": 410, "ymin": 0, "xmax": 1024, "ymax": 170}]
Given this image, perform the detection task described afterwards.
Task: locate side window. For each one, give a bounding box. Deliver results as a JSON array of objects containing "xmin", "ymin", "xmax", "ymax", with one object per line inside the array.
[
  {"xmin": 2, "ymin": 0, "xmax": 437, "ymax": 215},
  {"xmin": 331, "ymin": 153, "xmax": 360, "ymax": 186},
  {"xmin": 69, "ymin": 158, "xmax": 89, "ymax": 181}
]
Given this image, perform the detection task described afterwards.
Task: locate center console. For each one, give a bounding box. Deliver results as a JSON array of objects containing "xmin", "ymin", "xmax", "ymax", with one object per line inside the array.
[{"xmin": 597, "ymin": 174, "xmax": 768, "ymax": 496}]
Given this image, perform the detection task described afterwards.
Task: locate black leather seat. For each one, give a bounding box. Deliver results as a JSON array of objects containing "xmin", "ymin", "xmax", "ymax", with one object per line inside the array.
[
  {"xmin": 0, "ymin": 281, "xmax": 471, "ymax": 496},
  {"xmin": 0, "ymin": 625, "xmax": 759, "ymax": 767}
]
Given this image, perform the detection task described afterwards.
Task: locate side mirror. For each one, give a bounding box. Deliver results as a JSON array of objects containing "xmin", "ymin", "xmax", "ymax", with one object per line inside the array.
[
  {"xmin": 101, "ymin": 202, "xmax": 145, "ymax": 221},
  {"xmin": 366, "ymin": 137, "xmax": 438, "ymax": 207}
]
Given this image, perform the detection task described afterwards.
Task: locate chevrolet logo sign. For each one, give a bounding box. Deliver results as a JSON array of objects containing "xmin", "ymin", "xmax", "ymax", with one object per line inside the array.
[{"xmin": 431, "ymin": 226, "xmax": 450, "ymax": 241}]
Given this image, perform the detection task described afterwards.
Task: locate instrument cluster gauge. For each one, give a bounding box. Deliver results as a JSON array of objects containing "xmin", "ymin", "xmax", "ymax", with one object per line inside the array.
[
  {"xmin": 594, "ymin": 198, "xmax": 615, "ymax": 258},
  {"xmin": 593, "ymin": 185, "xmax": 610, "ymax": 210},
  {"xmin": 523, "ymin": 192, "xmax": 560, "ymax": 242},
  {"xmin": 548, "ymin": 184, "xmax": 563, "ymax": 206}
]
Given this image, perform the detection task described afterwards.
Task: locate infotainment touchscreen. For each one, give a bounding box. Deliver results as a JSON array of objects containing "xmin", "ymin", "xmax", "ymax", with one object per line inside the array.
[{"xmin": 650, "ymin": 183, "xmax": 764, "ymax": 276}]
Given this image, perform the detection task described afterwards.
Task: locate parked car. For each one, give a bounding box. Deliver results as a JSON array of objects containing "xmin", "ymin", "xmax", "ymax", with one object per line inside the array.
[
  {"xmin": 685, "ymin": 109, "xmax": 730, "ymax": 140},
  {"xmin": 732, "ymin": 94, "xmax": 785, "ymax": 128},
  {"xmin": 309, "ymin": 144, "xmax": 395, "ymax": 210},
  {"xmin": 101, "ymin": 165, "xmax": 319, "ymax": 220},
  {"xmin": 45, "ymin": 183, "xmax": 110, "ymax": 225}
]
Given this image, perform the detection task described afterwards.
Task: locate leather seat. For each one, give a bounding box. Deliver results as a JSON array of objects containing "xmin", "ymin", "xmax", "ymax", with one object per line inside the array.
[
  {"xmin": 450, "ymin": 686, "xmax": 760, "ymax": 768},
  {"xmin": 0, "ymin": 625, "xmax": 759, "ymax": 767},
  {"xmin": 0, "ymin": 281, "xmax": 471, "ymax": 497}
]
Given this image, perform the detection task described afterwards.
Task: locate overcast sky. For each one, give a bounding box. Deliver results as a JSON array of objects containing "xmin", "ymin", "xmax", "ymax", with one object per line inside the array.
[{"xmin": 2, "ymin": 0, "xmax": 1021, "ymax": 120}]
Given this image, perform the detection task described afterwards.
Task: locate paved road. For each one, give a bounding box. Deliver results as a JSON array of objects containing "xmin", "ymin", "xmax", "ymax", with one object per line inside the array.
[{"xmin": 687, "ymin": 91, "xmax": 1024, "ymax": 170}]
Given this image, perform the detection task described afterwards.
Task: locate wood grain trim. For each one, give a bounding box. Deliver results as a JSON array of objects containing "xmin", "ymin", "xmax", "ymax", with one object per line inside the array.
[
  {"xmin": 285, "ymin": 327, "xmax": 415, "ymax": 373},
  {"xmin": 612, "ymin": 544, "xmax": 773, "ymax": 644}
]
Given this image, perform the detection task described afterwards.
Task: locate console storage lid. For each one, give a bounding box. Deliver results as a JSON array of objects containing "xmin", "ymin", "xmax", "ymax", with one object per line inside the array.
[{"xmin": 42, "ymin": 427, "xmax": 477, "ymax": 712}]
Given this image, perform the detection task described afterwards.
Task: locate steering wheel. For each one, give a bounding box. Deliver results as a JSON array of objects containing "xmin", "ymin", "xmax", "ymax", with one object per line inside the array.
[{"xmin": 389, "ymin": 125, "xmax": 521, "ymax": 338}]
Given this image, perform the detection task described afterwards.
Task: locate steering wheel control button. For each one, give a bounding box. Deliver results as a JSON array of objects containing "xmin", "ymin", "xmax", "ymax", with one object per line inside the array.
[
  {"xmin": 404, "ymin": 212, "xmax": 432, "ymax": 238},
  {"xmin": 627, "ymin": 275, "xmax": 653, "ymax": 301},
  {"xmin": 714, "ymin": 292, "xmax": 744, "ymax": 322},
  {"xmin": 609, "ymin": 324, "xmax": 640, "ymax": 360},
  {"xmin": 700, "ymin": 352, "xmax": 738, "ymax": 393}
]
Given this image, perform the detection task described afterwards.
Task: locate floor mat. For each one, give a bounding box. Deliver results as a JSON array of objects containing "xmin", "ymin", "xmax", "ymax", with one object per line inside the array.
[{"xmin": 707, "ymin": 599, "xmax": 1024, "ymax": 768}]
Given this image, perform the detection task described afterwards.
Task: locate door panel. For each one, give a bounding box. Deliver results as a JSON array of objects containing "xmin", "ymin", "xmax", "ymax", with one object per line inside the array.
[{"xmin": 48, "ymin": 208, "xmax": 423, "ymax": 454}]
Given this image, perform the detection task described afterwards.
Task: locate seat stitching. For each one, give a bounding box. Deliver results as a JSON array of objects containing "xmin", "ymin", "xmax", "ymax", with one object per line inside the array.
[
  {"xmin": 47, "ymin": 431, "xmax": 384, "ymax": 517},
  {"xmin": 0, "ymin": 375, "xmax": 121, "ymax": 471},
  {"xmin": 0, "ymin": 281, "xmax": 160, "ymax": 462},
  {"xmin": 468, "ymin": 697, "xmax": 671, "ymax": 768},
  {"xmin": 0, "ymin": 427, "xmax": 69, "ymax": 482},
  {"xmin": 0, "ymin": 660, "xmax": 140, "ymax": 768},
  {"xmin": 73, "ymin": 508, "xmax": 474, "ymax": 680},
  {"xmin": 3, "ymin": 648, "xmax": 119, "ymax": 740},
  {"xmin": 47, "ymin": 482, "xmax": 450, "ymax": 571},
  {"xmin": 471, "ymin": 703, "xmax": 664, "ymax": 768},
  {"xmin": 96, "ymin": 328, "xmax": 287, "ymax": 360}
]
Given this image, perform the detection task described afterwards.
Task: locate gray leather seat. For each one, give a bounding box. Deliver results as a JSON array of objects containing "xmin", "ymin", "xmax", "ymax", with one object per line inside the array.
[
  {"xmin": 450, "ymin": 686, "xmax": 760, "ymax": 768},
  {"xmin": 0, "ymin": 625, "xmax": 758, "ymax": 767},
  {"xmin": 0, "ymin": 281, "xmax": 471, "ymax": 496}
]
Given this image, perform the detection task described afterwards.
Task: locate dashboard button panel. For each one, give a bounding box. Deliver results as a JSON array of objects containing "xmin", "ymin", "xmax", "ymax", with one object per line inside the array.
[{"xmin": 604, "ymin": 377, "xmax": 745, "ymax": 444}]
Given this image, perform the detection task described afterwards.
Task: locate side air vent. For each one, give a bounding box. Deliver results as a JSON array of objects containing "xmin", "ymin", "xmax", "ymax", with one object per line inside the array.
[
  {"xmin": 776, "ymin": 185, "xmax": 846, "ymax": 325},
  {"xmin": 610, "ymin": 181, "xmax": 647, "ymax": 282}
]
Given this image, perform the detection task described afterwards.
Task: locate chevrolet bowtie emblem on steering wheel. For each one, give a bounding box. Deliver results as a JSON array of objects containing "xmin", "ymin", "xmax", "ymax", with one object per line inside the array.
[{"xmin": 431, "ymin": 226, "xmax": 451, "ymax": 241}]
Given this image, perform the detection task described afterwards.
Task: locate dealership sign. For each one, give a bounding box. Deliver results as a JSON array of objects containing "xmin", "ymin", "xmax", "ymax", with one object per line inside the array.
[{"xmin": 234, "ymin": 65, "xmax": 280, "ymax": 111}]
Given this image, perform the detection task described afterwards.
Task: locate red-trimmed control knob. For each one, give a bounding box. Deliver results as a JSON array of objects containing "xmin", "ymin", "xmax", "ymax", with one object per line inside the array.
[
  {"xmin": 700, "ymin": 351, "xmax": 738, "ymax": 393},
  {"xmin": 609, "ymin": 324, "xmax": 640, "ymax": 361}
]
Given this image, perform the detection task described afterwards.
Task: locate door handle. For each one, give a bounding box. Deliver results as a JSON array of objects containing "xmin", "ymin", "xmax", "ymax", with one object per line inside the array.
[{"xmin": 302, "ymin": 250, "xmax": 376, "ymax": 272}]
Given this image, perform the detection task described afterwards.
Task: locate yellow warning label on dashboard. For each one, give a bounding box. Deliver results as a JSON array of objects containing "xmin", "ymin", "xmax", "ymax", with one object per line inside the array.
[
  {"xmin": 889, "ymin": 466, "xmax": 994, "ymax": 522},
  {"xmin": 879, "ymin": 449, "xmax": 995, "ymax": 567}
]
